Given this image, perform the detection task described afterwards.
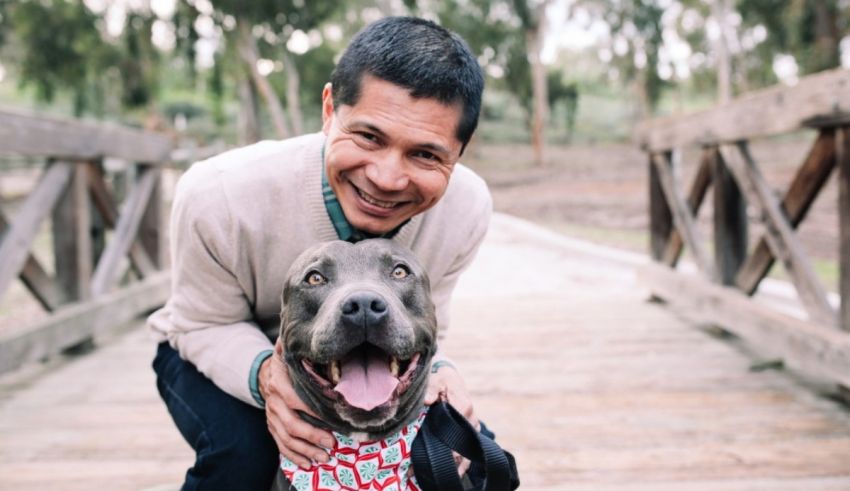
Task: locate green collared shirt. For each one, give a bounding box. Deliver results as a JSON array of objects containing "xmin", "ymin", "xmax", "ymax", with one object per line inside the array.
[{"xmin": 321, "ymin": 147, "xmax": 406, "ymax": 242}]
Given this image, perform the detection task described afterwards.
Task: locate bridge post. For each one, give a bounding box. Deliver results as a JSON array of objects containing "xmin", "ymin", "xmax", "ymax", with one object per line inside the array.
[
  {"xmin": 649, "ymin": 152, "xmax": 673, "ymax": 262},
  {"xmin": 839, "ymin": 127, "xmax": 850, "ymax": 331},
  {"xmin": 712, "ymin": 146, "xmax": 747, "ymax": 286}
]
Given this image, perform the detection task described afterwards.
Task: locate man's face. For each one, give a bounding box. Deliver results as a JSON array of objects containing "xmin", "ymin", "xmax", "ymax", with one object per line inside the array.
[{"xmin": 321, "ymin": 76, "xmax": 464, "ymax": 235}]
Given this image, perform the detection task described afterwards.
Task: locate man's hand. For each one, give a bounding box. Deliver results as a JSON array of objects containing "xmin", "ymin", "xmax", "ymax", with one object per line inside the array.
[
  {"xmin": 424, "ymin": 356, "xmax": 477, "ymax": 477},
  {"xmin": 258, "ymin": 339, "xmax": 335, "ymax": 469}
]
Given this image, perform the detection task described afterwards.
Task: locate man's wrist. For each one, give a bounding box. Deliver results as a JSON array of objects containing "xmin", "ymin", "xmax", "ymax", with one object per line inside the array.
[
  {"xmin": 430, "ymin": 359, "xmax": 456, "ymax": 374},
  {"xmin": 249, "ymin": 349, "xmax": 274, "ymax": 408}
]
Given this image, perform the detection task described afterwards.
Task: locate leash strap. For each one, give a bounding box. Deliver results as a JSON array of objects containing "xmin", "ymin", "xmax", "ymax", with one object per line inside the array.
[{"xmin": 411, "ymin": 401, "xmax": 519, "ymax": 491}]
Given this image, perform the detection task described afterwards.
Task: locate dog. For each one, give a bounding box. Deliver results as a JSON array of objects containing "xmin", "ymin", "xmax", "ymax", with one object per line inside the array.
[{"xmin": 272, "ymin": 239, "xmax": 438, "ymax": 490}]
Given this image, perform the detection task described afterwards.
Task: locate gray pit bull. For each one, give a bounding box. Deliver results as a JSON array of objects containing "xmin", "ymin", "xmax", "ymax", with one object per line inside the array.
[{"xmin": 272, "ymin": 238, "xmax": 438, "ymax": 489}]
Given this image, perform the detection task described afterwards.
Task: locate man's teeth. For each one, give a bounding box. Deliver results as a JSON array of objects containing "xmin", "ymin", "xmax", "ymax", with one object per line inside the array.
[
  {"xmin": 357, "ymin": 188, "xmax": 397, "ymax": 209},
  {"xmin": 390, "ymin": 356, "xmax": 400, "ymax": 376},
  {"xmin": 330, "ymin": 361, "xmax": 340, "ymax": 384}
]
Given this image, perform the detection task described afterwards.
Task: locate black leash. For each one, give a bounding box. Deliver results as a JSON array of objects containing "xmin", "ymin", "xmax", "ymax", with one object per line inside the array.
[{"xmin": 411, "ymin": 401, "xmax": 520, "ymax": 491}]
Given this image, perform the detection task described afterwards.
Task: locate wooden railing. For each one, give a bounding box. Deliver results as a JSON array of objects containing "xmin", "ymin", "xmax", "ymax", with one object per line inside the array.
[
  {"xmin": 0, "ymin": 110, "xmax": 173, "ymax": 374},
  {"xmin": 635, "ymin": 67, "xmax": 850, "ymax": 391}
]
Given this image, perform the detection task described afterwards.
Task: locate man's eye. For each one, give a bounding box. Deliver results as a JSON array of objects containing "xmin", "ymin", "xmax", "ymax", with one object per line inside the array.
[
  {"xmin": 391, "ymin": 265, "xmax": 410, "ymax": 279},
  {"xmin": 305, "ymin": 271, "xmax": 327, "ymax": 285},
  {"xmin": 357, "ymin": 132, "xmax": 379, "ymax": 143},
  {"xmin": 413, "ymin": 150, "xmax": 438, "ymax": 161}
]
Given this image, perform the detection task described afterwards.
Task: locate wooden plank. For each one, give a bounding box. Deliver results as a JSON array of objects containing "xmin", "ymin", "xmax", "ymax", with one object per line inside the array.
[
  {"xmin": 839, "ymin": 127, "xmax": 850, "ymax": 331},
  {"xmin": 651, "ymin": 152, "xmax": 717, "ymax": 278},
  {"xmin": 0, "ymin": 212, "xmax": 67, "ymax": 311},
  {"xmin": 87, "ymin": 165, "xmax": 156, "ymax": 276},
  {"xmin": 736, "ymin": 131, "xmax": 837, "ymax": 294},
  {"xmin": 52, "ymin": 162, "xmax": 92, "ymax": 301},
  {"xmin": 0, "ymin": 110, "xmax": 172, "ymax": 163},
  {"xmin": 639, "ymin": 262, "xmax": 850, "ymax": 388},
  {"xmin": 712, "ymin": 147, "xmax": 748, "ymax": 285},
  {"xmin": 636, "ymin": 67, "xmax": 850, "ymax": 151},
  {"xmin": 0, "ymin": 162, "xmax": 72, "ymax": 301},
  {"xmin": 0, "ymin": 272, "xmax": 170, "ymax": 375},
  {"xmin": 720, "ymin": 143, "xmax": 836, "ymax": 325},
  {"xmin": 90, "ymin": 168, "xmax": 157, "ymax": 296},
  {"xmin": 138, "ymin": 168, "xmax": 163, "ymax": 269},
  {"xmin": 662, "ymin": 148, "xmax": 714, "ymax": 266},
  {"xmin": 649, "ymin": 155, "xmax": 673, "ymax": 261}
]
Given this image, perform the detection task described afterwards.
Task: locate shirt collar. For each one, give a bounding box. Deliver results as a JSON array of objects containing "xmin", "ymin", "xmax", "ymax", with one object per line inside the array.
[{"xmin": 321, "ymin": 145, "xmax": 407, "ymax": 243}]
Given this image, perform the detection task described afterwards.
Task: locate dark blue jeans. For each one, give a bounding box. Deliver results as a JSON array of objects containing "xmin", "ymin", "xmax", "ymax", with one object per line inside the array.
[{"xmin": 153, "ymin": 342, "xmax": 279, "ymax": 491}]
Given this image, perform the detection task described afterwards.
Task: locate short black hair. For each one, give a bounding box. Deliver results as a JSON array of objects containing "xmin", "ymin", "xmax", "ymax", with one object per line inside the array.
[{"xmin": 331, "ymin": 16, "xmax": 484, "ymax": 152}]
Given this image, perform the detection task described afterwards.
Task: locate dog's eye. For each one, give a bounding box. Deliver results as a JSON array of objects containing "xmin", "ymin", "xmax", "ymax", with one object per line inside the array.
[
  {"xmin": 391, "ymin": 265, "xmax": 410, "ymax": 279},
  {"xmin": 305, "ymin": 271, "xmax": 327, "ymax": 285}
]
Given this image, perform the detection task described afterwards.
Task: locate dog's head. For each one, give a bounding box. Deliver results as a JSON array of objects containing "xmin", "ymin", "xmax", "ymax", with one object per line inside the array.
[{"xmin": 279, "ymin": 239, "xmax": 437, "ymax": 438}]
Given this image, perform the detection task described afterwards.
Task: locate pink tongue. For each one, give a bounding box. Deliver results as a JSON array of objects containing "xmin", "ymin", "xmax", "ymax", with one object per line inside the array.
[{"xmin": 334, "ymin": 354, "xmax": 399, "ymax": 411}]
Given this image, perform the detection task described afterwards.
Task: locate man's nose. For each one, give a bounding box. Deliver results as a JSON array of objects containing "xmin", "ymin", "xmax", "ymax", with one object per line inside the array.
[{"xmin": 365, "ymin": 151, "xmax": 409, "ymax": 191}]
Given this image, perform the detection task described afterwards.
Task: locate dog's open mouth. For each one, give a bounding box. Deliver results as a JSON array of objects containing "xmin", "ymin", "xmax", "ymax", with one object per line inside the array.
[{"xmin": 301, "ymin": 344, "xmax": 421, "ymax": 411}]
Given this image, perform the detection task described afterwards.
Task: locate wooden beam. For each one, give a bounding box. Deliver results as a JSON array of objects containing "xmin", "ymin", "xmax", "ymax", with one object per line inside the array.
[
  {"xmin": 662, "ymin": 148, "xmax": 714, "ymax": 266},
  {"xmin": 0, "ymin": 272, "xmax": 170, "ymax": 375},
  {"xmin": 712, "ymin": 147, "xmax": 748, "ymax": 285},
  {"xmin": 0, "ymin": 162, "xmax": 72, "ymax": 301},
  {"xmin": 0, "ymin": 212, "xmax": 67, "ymax": 311},
  {"xmin": 649, "ymin": 154, "xmax": 673, "ymax": 261},
  {"xmin": 651, "ymin": 152, "xmax": 717, "ymax": 278},
  {"xmin": 636, "ymin": 67, "xmax": 850, "ymax": 151},
  {"xmin": 87, "ymin": 165, "xmax": 156, "ymax": 276},
  {"xmin": 639, "ymin": 262, "xmax": 850, "ymax": 388},
  {"xmin": 90, "ymin": 168, "xmax": 157, "ymax": 296},
  {"xmin": 736, "ymin": 131, "xmax": 837, "ymax": 294},
  {"xmin": 0, "ymin": 110, "xmax": 172, "ymax": 163},
  {"xmin": 720, "ymin": 143, "xmax": 836, "ymax": 326},
  {"xmin": 138, "ymin": 168, "xmax": 164, "ymax": 269},
  {"xmin": 839, "ymin": 127, "xmax": 850, "ymax": 332},
  {"xmin": 52, "ymin": 162, "xmax": 93, "ymax": 301}
]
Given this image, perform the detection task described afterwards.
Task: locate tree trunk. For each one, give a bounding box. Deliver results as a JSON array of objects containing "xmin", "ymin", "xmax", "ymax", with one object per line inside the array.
[
  {"xmin": 237, "ymin": 75, "xmax": 261, "ymax": 145},
  {"xmin": 282, "ymin": 50, "xmax": 304, "ymax": 136},
  {"xmin": 810, "ymin": 0, "xmax": 840, "ymax": 72},
  {"xmin": 713, "ymin": 0, "xmax": 732, "ymax": 104},
  {"xmin": 527, "ymin": 15, "xmax": 548, "ymax": 167},
  {"xmin": 237, "ymin": 18, "xmax": 291, "ymax": 139}
]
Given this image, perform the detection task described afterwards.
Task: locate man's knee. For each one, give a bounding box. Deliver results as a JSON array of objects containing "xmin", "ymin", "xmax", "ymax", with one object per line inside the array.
[{"xmin": 184, "ymin": 421, "xmax": 278, "ymax": 490}]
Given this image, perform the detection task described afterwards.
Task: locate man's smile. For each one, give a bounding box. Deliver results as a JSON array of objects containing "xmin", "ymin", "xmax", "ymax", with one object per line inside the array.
[{"xmin": 349, "ymin": 180, "xmax": 411, "ymax": 213}]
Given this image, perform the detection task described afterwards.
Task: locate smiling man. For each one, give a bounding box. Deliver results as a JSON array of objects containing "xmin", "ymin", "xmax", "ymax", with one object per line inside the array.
[{"xmin": 148, "ymin": 17, "xmax": 490, "ymax": 490}]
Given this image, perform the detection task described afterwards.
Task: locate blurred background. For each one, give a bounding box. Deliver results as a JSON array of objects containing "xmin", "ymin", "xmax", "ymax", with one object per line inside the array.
[{"xmin": 0, "ymin": 0, "xmax": 847, "ymax": 328}]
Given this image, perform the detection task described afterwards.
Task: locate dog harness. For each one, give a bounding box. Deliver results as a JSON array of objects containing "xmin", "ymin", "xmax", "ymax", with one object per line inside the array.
[{"xmin": 280, "ymin": 409, "xmax": 427, "ymax": 491}]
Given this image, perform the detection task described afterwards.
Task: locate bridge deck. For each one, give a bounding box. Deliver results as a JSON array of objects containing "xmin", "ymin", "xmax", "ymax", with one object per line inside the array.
[{"xmin": 1, "ymin": 214, "xmax": 850, "ymax": 490}]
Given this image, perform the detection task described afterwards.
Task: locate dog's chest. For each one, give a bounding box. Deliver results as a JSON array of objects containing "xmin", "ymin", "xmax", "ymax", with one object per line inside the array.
[{"xmin": 280, "ymin": 409, "xmax": 427, "ymax": 490}]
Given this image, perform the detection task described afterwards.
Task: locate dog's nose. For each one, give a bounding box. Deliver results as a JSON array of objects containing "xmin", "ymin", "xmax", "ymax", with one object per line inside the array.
[{"xmin": 341, "ymin": 293, "xmax": 388, "ymax": 328}]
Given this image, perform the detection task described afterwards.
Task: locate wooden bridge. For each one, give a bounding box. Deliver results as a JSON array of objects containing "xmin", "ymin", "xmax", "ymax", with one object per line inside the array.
[{"xmin": 2, "ymin": 69, "xmax": 850, "ymax": 490}]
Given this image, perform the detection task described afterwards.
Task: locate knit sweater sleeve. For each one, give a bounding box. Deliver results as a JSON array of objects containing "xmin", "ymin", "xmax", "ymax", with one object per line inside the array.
[
  {"xmin": 148, "ymin": 161, "xmax": 272, "ymax": 407},
  {"xmin": 430, "ymin": 174, "xmax": 493, "ymax": 335}
]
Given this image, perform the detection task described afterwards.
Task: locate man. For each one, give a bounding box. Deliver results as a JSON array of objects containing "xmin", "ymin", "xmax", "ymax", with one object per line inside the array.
[{"xmin": 149, "ymin": 16, "xmax": 491, "ymax": 490}]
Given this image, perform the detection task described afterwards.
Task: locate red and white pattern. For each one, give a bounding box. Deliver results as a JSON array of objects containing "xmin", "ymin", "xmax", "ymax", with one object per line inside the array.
[{"xmin": 280, "ymin": 409, "xmax": 427, "ymax": 491}]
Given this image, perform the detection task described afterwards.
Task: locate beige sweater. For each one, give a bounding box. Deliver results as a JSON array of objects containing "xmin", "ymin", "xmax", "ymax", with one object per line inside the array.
[{"xmin": 148, "ymin": 132, "xmax": 492, "ymax": 407}]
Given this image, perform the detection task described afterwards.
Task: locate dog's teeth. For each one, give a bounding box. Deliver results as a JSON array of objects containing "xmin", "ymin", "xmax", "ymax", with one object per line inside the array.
[
  {"xmin": 330, "ymin": 361, "xmax": 340, "ymax": 385},
  {"xmin": 390, "ymin": 357, "xmax": 400, "ymax": 376}
]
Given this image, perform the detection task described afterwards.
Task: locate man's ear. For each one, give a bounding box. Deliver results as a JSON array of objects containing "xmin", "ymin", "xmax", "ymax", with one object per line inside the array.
[{"xmin": 321, "ymin": 83, "xmax": 334, "ymax": 134}]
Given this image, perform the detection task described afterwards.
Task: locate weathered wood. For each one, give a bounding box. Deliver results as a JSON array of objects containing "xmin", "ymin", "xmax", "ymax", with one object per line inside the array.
[
  {"xmin": 52, "ymin": 162, "xmax": 92, "ymax": 301},
  {"xmin": 87, "ymin": 164, "xmax": 156, "ymax": 276},
  {"xmin": 839, "ymin": 127, "xmax": 850, "ymax": 331},
  {"xmin": 639, "ymin": 262, "xmax": 850, "ymax": 388},
  {"xmin": 90, "ymin": 167, "xmax": 158, "ymax": 296},
  {"xmin": 649, "ymin": 155, "xmax": 673, "ymax": 261},
  {"xmin": 0, "ymin": 110, "xmax": 172, "ymax": 163},
  {"xmin": 720, "ymin": 143, "xmax": 836, "ymax": 326},
  {"xmin": 0, "ymin": 162, "xmax": 73, "ymax": 301},
  {"xmin": 736, "ymin": 131, "xmax": 837, "ymax": 294},
  {"xmin": 651, "ymin": 152, "xmax": 717, "ymax": 278},
  {"xmin": 662, "ymin": 148, "xmax": 714, "ymax": 266},
  {"xmin": 0, "ymin": 272, "xmax": 170, "ymax": 375},
  {"xmin": 712, "ymin": 147, "xmax": 748, "ymax": 285},
  {"xmin": 0, "ymin": 212, "xmax": 67, "ymax": 311},
  {"xmin": 636, "ymin": 67, "xmax": 850, "ymax": 151},
  {"xmin": 139, "ymin": 168, "xmax": 163, "ymax": 269}
]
